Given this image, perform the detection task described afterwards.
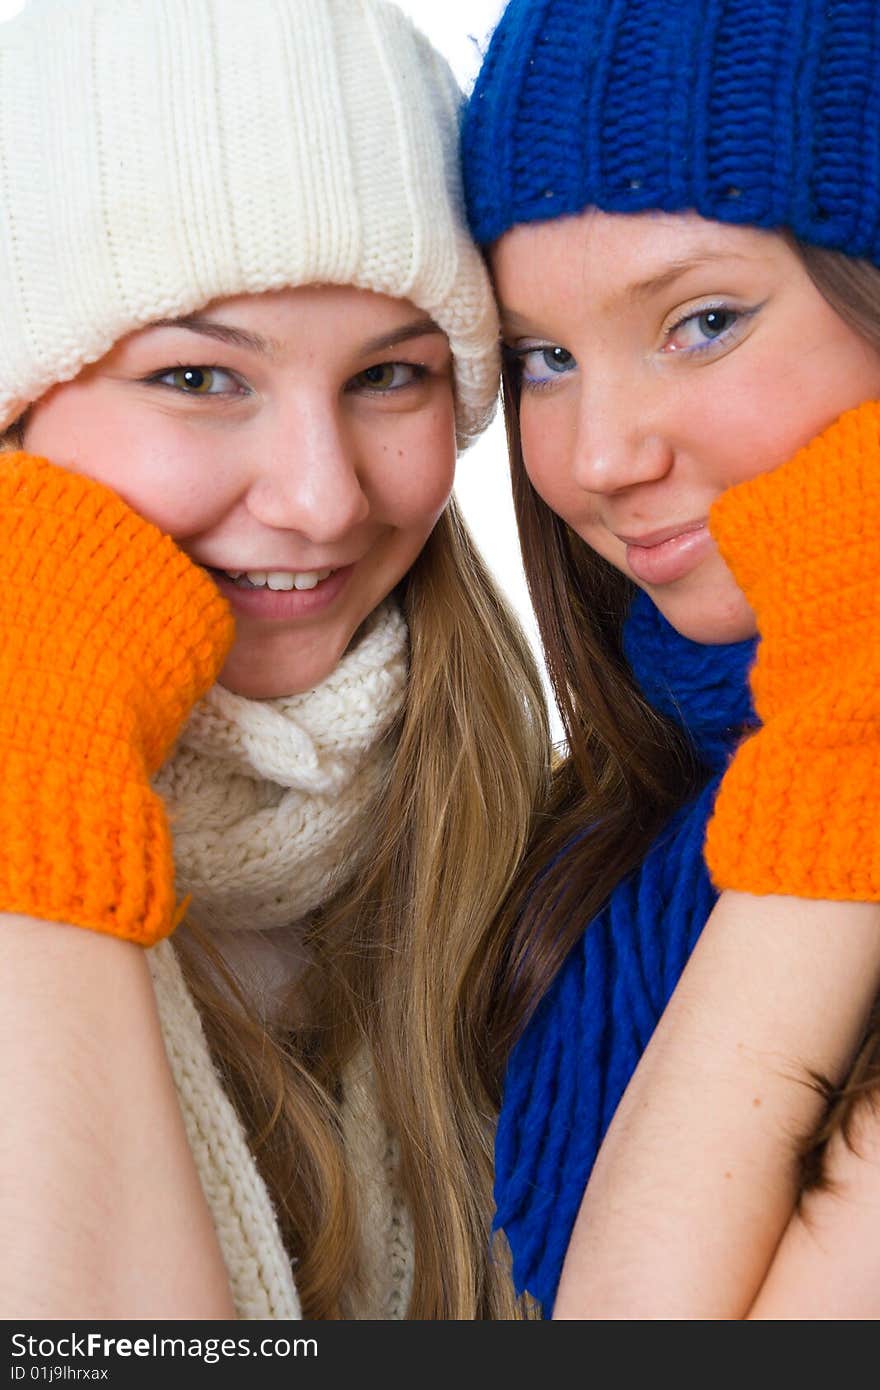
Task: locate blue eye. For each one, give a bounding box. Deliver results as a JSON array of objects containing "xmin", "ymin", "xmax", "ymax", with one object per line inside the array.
[
  {"xmin": 509, "ymin": 344, "xmax": 576, "ymax": 388},
  {"xmin": 153, "ymin": 366, "xmax": 242, "ymax": 395},
  {"xmin": 665, "ymin": 306, "xmax": 742, "ymax": 354},
  {"xmin": 697, "ymin": 309, "xmax": 734, "ymax": 338}
]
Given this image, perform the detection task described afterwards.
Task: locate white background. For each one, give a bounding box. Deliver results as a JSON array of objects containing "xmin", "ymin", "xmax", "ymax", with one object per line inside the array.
[{"xmin": 0, "ymin": 0, "xmax": 560, "ymax": 735}]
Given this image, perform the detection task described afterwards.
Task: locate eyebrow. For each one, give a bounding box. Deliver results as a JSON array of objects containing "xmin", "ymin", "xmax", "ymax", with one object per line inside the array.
[
  {"xmin": 499, "ymin": 250, "xmax": 756, "ymax": 332},
  {"xmin": 149, "ymin": 316, "xmax": 276, "ymax": 355},
  {"xmin": 147, "ymin": 314, "xmax": 445, "ymax": 358},
  {"xmin": 359, "ymin": 318, "xmax": 446, "ymax": 354},
  {"xmin": 622, "ymin": 252, "xmax": 754, "ymax": 304}
]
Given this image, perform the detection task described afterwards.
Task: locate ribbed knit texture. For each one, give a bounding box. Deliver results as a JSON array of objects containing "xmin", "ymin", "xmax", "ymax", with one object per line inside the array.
[
  {"xmin": 461, "ymin": 0, "xmax": 880, "ymax": 264},
  {"xmin": 150, "ymin": 601, "xmax": 413, "ymax": 1319},
  {"xmin": 705, "ymin": 400, "xmax": 880, "ymax": 898},
  {"xmin": 493, "ymin": 592, "xmax": 757, "ymax": 1315},
  {"xmin": 0, "ymin": 0, "xmax": 499, "ymax": 448},
  {"xmin": 0, "ymin": 453, "xmax": 234, "ymax": 945}
]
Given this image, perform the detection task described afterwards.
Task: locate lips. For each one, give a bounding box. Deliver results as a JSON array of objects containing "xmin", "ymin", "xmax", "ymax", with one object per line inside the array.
[
  {"xmin": 615, "ymin": 521, "xmax": 707, "ymax": 549},
  {"xmin": 620, "ymin": 521, "xmax": 714, "ymax": 586},
  {"xmin": 207, "ymin": 563, "xmax": 354, "ymax": 619}
]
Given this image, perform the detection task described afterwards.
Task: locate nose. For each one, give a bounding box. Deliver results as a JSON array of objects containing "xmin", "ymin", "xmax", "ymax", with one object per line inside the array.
[
  {"xmin": 570, "ymin": 377, "xmax": 674, "ymax": 495},
  {"xmin": 246, "ymin": 398, "xmax": 371, "ymax": 543}
]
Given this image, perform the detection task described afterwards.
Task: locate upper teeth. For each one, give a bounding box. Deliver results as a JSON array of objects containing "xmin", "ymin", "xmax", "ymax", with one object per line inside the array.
[{"xmin": 223, "ymin": 568, "xmax": 334, "ymax": 591}]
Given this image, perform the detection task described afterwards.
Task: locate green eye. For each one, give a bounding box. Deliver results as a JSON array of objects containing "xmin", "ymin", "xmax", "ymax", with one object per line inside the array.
[
  {"xmin": 352, "ymin": 362, "xmax": 424, "ymax": 393},
  {"xmin": 149, "ymin": 364, "xmax": 246, "ymax": 398},
  {"xmin": 359, "ymin": 364, "xmax": 399, "ymax": 391},
  {"xmin": 170, "ymin": 367, "xmax": 216, "ymax": 393}
]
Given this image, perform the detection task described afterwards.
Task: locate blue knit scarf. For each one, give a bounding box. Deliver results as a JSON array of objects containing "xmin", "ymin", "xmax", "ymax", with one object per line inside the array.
[{"xmin": 493, "ymin": 592, "xmax": 758, "ymax": 1315}]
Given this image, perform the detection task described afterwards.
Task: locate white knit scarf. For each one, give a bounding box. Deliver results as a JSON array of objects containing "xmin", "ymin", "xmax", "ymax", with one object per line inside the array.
[
  {"xmin": 147, "ymin": 600, "xmax": 413, "ymax": 1318},
  {"xmin": 156, "ymin": 599, "xmax": 408, "ymax": 936}
]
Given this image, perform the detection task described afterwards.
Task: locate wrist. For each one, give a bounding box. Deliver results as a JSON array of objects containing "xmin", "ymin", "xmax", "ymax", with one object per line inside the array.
[
  {"xmin": 0, "ymin": 453, "xmax": 233, "ymax": 945},
  {"xmin": 705, "ymin": 720, "xmax": 880, "ymax": 900}
]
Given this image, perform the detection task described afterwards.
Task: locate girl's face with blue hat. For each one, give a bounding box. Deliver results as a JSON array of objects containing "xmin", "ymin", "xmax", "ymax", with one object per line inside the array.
[{"xmin": 493, "ymin": 208, "xmax": 880, "ymax": 645}]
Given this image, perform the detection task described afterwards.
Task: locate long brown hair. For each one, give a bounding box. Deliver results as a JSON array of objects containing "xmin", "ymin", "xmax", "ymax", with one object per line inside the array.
[
  {"xmin": 487, "ymin": 241, "xmax": 880, "ymax": 1159},
  {"xmin": 480, "ymin": 381, "xmax": 702, "ymax": 1092}
]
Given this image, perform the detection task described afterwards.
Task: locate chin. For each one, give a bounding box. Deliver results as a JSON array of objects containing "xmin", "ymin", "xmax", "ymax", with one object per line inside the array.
[
  {"xmin": 216, "ymin": 644, "xmax": 348, "ymax": 701},
  {"xmin": 653, "ymin": 588, "xmax": 758, "ymax": 647},
  {"xmin": 218, "ymin": 677, "xmax": 305, "ymax": 699}
]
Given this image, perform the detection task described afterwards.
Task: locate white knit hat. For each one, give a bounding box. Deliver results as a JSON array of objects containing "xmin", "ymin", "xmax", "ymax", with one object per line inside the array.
[{"xmin": 0, "ymin": 0, "xmax": 500, "ymax": 447}]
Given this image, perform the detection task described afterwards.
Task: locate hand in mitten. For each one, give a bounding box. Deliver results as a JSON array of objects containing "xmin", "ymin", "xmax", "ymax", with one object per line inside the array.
[
  {"xmin": 0, "ymin": 453, "xmax": 234, "ymax": 944},
  {"xmin": 704, "ymin": 400, "xmax": 880, "ymax": 900}
]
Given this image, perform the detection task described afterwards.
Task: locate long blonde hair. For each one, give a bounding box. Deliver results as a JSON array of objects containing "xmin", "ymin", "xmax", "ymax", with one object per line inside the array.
[
  {"xmin": 1, "ymin": 421, "xmax": 550, "ymax": 1316},
  {"xmin": 169, "ymin": 502, "xmax": 550, "ymax": 1318}
]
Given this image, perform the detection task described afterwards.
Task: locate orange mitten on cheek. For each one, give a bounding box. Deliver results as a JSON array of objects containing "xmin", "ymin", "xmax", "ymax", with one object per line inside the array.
[
  {"xmin": 704, "ymin": 400, "xmax": 880, "ymax": 900},
  {"xmin": 0, "ymin": 453, "xmax": 235, "ymax": 944}
]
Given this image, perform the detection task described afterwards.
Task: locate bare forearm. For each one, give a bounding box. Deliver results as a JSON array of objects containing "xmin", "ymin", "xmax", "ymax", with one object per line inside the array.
[
  {"xmin": 0, "ymin": 915, "xmax": 235, "ymax": 1319},
  {"xmin": 553, "ymin": 893, "xmax": 880, "ymax": 1319}
]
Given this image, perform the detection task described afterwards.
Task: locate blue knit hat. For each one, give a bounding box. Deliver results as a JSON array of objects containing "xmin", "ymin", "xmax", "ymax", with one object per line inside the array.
[{"xmin": 462, "ymin": 0, "xmax": 880, "ymax": 265}]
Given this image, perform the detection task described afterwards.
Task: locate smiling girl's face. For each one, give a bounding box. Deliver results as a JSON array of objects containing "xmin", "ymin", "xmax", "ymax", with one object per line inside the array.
[
  {"xmin": 491, "ymin": 211, "xmax": 880, "ymax": 643},
  {"xmin": 23, "ymin": 284, "xmax": 456, "ymax": 696}
]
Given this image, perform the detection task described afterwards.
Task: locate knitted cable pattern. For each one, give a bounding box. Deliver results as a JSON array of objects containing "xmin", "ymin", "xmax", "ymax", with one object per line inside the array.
[
  {"xmin": 154, "ymin": 601, "xmax": 408, "ymax": 938},
  {"xmin": 705, "ymin": 399, "xmax": 880, "ymax": 897},
  {"xmin": 461, "ymin": 0, "xmax": 880, "ymax": 265},
  {"xmin": 493, "ymin": 593, "xmax": 756, "ymax": 1314},
  {"xmin": 0, "ymin": 453, "xmax": 234, "ymax": 945}
]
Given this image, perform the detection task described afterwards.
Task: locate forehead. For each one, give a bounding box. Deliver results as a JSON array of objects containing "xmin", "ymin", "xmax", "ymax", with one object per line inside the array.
[
  {"xmin": 149, "ymin": 284, "xmax": 433, "ymax": 337},
  {"xmin": 99, "ymin": 284, "xmax": 447, "ymax": 370},
  {"xmin": 490, "ymin": 210, "xmax": 793, "ymax": 321}
]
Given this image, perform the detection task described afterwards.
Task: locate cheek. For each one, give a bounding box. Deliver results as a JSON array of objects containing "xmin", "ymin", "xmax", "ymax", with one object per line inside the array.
[
  {"xmin": 709, "ymin": 319, "xmax": 880, "ymax": 488},
  {"xmin": 23, "ymin": 388, "xmax": 226, "ymax": 538},
  {"xmin": 766, "ymin": 332, "xmax": 880, "ymax": 466},
  {"xmin": 519, "ymin": 398, "xmax": 581, "ymax": 514},
  {"xmin": 370, "ymin": 408, "xmax": 456, "ymax": 527}
]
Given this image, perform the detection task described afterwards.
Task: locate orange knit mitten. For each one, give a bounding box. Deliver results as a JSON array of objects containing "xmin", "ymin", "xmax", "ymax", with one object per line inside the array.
[
  {"xmin": 0, "ymin": 453, "xmax": 235, "ymax": 944},
  {"xmin": 703, "ymin": 401, "xmax": 880, "ymax": 900}
]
